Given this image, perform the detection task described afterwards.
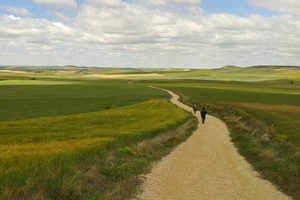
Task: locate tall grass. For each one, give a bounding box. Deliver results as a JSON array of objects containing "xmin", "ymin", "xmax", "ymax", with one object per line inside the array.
[
  {"xmin": 214, "ymin": 104, "xmax": 300, "ymax": 199},
  {"xmin": 0, "ymin": 99, "xmax": 191, "ymax": 199}
]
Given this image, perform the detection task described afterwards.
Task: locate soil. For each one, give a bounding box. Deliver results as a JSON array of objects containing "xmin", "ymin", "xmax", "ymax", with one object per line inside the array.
[{"xmin": 134, "ymin": 89, "xmax": 291, "ymax": 200}]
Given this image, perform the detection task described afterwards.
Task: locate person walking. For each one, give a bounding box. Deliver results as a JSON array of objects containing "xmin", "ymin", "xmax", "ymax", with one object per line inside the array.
[
  {"xmin": 192, "ymin": 104, "xmax": 197, "ymax": 114},
  {"xmin": 200, "ymin": 107, "xmax": 207, "ymax": 124}
]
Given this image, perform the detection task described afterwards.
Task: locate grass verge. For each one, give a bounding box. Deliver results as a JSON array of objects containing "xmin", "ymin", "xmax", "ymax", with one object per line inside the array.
[
  {"xmin": 202, "ymin": 103, "xmax": 300, "ymax": 199},
  {"xmin": 103, "ymin": 117, "xmax": 198, "ymax": 200}
]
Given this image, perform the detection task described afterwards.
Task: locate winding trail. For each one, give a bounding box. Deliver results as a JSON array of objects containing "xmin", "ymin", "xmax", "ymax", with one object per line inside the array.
[{"xmin": 135, "ymin": 89, "xmax": 291, "ymax": 200}]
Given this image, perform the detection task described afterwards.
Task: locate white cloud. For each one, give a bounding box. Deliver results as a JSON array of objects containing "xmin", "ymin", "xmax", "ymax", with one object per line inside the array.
[
  {"xmin": 31, "ymin": 0, "xmax": 77, "ymax": 10},
  {"xmin": 145, "ymin": 0, "xmax": 201, "ymax": 6},
  {"xmin": 135, "ymin": 0, "xmax": 202, "ymax": 14},
  {"xmin": 84, "ymin": 0, "xmax": 122, "ymax": 7},
  {"xmin": 172, "ymin": 0, "xmax": 201, "ymax": 5},
  {"xmin": 0, "ymin": 0, "xmax": 300, "ymax": 68},
  {"xmin": 1, "ymin": 5, "xmax": 32, "ymax": 17},
  {"xmin": 248, "ymin": 0, "xmax": 300, "ymax": 16},
  {"xmin": 142, "ymin": 0, "xmax": 167, "ymax": 7}
]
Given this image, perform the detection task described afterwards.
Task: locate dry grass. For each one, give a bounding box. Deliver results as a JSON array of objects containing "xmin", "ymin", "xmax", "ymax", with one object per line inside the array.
[
  {"xmin": 135, "ymin": 118, "xmax": 197, "ymax": 155},
  {"xmin": 209, "ymin": 103, "xmax": 300, "ymax": 199},
  {"xmin": 104, "ymin": 117, "xmax": 198, "ymax": 200}
]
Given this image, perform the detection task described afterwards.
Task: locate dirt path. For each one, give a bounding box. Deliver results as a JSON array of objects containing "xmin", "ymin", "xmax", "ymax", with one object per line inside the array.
[{"xmin": 135, "ymin": 89, "xmax": 291, "ymax": 200}]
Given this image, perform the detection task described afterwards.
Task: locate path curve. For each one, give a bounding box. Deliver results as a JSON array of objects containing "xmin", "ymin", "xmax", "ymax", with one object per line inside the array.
[{"xmin": 135, "ymin": 88, "xmax": 291, "ymax": 200}]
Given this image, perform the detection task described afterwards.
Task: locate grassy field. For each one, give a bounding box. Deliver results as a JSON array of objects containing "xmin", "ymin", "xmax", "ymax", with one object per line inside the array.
[
  {"xmin": 1, "ymin": 65, "xmax": 299, "ymax": 199},
  {"xmin": 0, "ymin": 97, "xmax": 193, "ymax": 199},
  {"xmin": 0, "ymin": 70, "xmax": 197, "ymax": 199},
  {"xmin": 158, "ymin": 66, "xmax": 300, "ymax": 82},
  {"xmin": 0, "ymin": 79, "xmax": 166, "ymax": 122}
]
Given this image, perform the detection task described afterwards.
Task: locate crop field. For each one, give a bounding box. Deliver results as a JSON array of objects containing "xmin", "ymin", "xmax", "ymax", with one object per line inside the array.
[
  {"xmin": 0, "ymin": 99, "xmax": 191, "ymax": 199},
  {"xmin": 0, "ymin": 79, "xmax": 166, "ymax": 122},
  {"xmin": 0, "ymin": 71, "xmax": 195, "ymax": 199},
  {"xmin": 0, "ymin": 65, "xmax": 299, "ymax": 199}
]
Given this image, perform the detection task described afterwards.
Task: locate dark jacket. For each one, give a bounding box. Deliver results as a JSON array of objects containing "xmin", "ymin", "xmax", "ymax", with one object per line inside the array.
[{"xmin": 200, "ymin": 109, "xmax": 207, "ymax": 117}]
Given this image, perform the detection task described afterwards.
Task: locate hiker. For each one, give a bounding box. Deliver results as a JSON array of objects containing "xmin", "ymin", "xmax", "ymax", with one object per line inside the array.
[
  {"xmin": 192, "ymin": 104, "xmax": 197, "ymax": 114},
  {"xmin": 200, "ymin": 107, "xmax": 207, "ymax": 124}
]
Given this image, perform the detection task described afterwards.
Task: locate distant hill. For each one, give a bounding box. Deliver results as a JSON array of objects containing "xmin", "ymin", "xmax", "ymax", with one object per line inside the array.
[
  {"xmin": 217, "ymin": 65, "xmax": 300, "ymax": 73},
  {"xmin": 219, "ymin": 65, "xmax": 242, "ymax": 70},
  {"xmin": 247, "ymin": 65, "xmax": 299, "ymax": 69}
]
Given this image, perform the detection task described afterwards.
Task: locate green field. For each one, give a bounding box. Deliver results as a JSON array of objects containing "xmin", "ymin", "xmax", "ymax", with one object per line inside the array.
[
  {"xmin": 0, "ymin": 65, "xmax": 300, "ymax": 199},
  {"xmin": 0, "ymin": 79, "xmax": 166, "ymax": 122},
  {"xmin": 0, "ymin": 72, "xmax": 196, "ymax": 199},
  {"xmin": 0, "ymin": 99, "xmax": 192, "ymax": 199}
]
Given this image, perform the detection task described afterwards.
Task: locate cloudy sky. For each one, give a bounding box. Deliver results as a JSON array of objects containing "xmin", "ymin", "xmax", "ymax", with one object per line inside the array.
[{"xmin": 0, "ymin": 0, "xmax": 299, "ymax": 69}]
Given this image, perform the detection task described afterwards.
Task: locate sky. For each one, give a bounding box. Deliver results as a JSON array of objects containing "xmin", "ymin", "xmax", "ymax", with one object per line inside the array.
[{"xmin": 0, "ymin": 0, "xmax": 299, "ymax": 69}]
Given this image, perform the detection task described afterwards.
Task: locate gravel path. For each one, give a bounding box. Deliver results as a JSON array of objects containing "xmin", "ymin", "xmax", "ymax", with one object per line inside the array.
[{"xmin": 135, "ymin": 89, "xmax": 291, "ymax": 200}]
